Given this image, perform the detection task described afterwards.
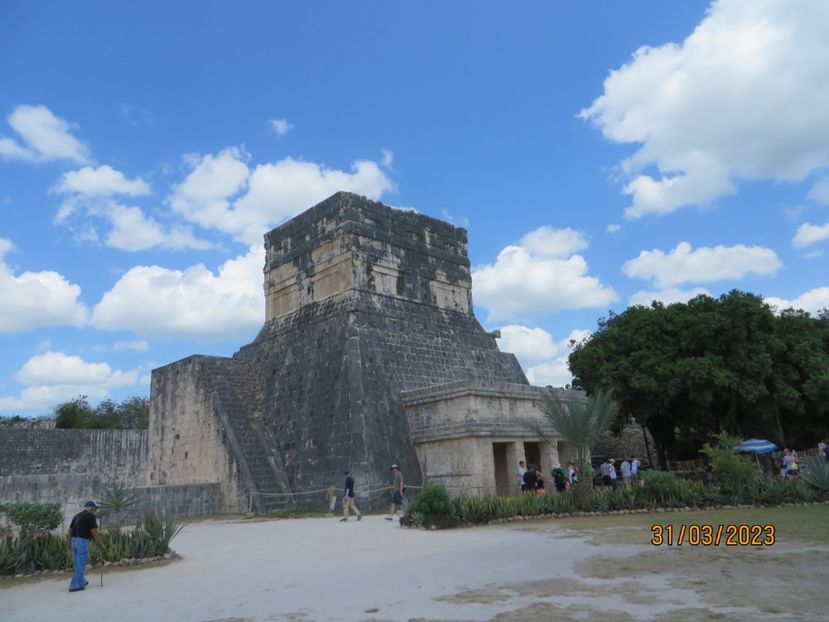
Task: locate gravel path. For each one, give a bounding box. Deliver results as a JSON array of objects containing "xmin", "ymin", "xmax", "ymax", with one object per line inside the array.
[{"xmin": 0, "ymin": 514, "xmax": 755, "ymax": 621}]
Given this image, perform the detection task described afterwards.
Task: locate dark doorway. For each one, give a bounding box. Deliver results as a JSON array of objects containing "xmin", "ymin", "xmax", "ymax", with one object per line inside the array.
[
  {"xmin": 524, "ymin": 442, "xmax": 541, "ymax": 471},
  {"xmin": 493, "ymin": 443, "xmax": 510, "ymax": 496}
]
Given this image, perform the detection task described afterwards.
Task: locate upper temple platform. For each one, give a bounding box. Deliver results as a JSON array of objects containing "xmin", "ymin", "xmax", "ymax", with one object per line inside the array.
[{"xmin": 263, "ymin": 192, "xmax": 473, "ymax": 320}]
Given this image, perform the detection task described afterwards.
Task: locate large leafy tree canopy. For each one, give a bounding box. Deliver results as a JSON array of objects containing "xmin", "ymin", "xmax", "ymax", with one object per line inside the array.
[{"xmin": 569, "ymin": 291, "xmax": 829, "ymax": 466}]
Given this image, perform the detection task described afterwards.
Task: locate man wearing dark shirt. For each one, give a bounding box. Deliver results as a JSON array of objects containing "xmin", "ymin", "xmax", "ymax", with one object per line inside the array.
[
  {"xmin": 66, "ymin": 500, "xmax": 101, "ymax": 592},
  {"xmin": 522, "ymin": 465, "xmax": 538, "ymax": 492},
  {"xmin": 340, "ymin": 470, "xmax": 362, "ymax": 522}
]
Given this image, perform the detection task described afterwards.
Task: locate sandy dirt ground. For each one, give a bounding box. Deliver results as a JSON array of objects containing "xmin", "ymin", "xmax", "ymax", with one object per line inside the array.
[{"xmin": 3, "ymin": 510, "xmax": 826, "ymax": 622}]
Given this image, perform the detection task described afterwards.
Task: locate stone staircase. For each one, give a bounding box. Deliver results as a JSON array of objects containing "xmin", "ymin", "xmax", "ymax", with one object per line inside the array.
[{"xmin": 207, "ymin": 359, "xmax": 293, "ymax": 513}]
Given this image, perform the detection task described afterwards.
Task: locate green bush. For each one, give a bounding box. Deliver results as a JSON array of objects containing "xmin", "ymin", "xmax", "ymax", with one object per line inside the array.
[
  {"xmin": 700, "ymin": 433, "xmax": 759, "ymax": 494},
  {"xmin": 409, "ymin": 484, "xmax": 450, "ymax": 517},
  {"xmin": 0, "ymin": 502, "xmax": 62, "ymax": 539}
]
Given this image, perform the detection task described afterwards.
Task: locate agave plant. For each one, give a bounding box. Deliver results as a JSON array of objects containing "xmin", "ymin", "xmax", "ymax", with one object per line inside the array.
[{"xmin": 801, "ymin": 456, "xmax": 829, "ymax": 492}]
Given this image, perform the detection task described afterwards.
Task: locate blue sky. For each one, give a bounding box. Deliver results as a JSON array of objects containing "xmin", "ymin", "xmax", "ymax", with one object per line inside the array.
[{"xmin": 2, "ymin": 0, "xmax": 828, "ymax": 415}]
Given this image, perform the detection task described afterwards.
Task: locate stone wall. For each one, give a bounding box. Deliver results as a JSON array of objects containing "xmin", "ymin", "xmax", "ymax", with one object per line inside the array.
[
  {"xmin": 148, "ymin": 356, "xmax": 249, "ymax": 513},
  {"xmin": 0, "ymin": 475, "xmax": 222, "ymax": 526},
  {"xmin": 593, "ymin": 423, "xmax": 656, "ymax": 467},
  {"xmin": 0, "ymin": 428, "xmax": 225, "ymax": 524},
  {"xmin": 0, "ymin": 428, "xmax": 147, "ymax": 524},
  {"xmin": 0, "ymin": 429, "xmax": 147, "ymax": 481}
]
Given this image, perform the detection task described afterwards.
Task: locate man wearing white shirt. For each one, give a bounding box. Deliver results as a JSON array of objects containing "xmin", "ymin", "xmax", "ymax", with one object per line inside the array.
[{"xmin": 621, "ymin": 458, "xmax": 632, "ymax": 488}]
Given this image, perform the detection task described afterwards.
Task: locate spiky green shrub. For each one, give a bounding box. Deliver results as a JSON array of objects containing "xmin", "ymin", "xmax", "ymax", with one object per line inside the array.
[
  {"xmin": 0, "ymin": 513, "xmax": 184, "ymax": 575},
  {"xmin": 801, "ymin": 456, "xmax": 829, "ymax": 492}
]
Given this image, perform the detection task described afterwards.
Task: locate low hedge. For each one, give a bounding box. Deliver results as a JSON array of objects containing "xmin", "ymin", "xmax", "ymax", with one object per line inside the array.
[{"xmin": 402, "ymin": 475, "xmax": 825, "ymax": 529}]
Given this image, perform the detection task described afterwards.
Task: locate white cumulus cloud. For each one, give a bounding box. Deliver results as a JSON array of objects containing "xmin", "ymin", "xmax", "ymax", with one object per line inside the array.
[
  {"xmin": 55, "ymin": 165, "xmax": 150, "ymax": 197},
  {"xmin": 0, "ymin": 238, "xmax": 88, "ymax": 333},
  {"xmin": 498, "ymin": 325, "xmax": 589, "ymax": 387},
  {"xmin": 0, "ymin": 104, "xmax": 91, "ymax": 164},
  {"xmin": 623, "ymin": 241, "xmax": 781, "ymax": 288},
  {"xmin": 518, "ymin": 227, "xmax": 588, "ymax": 259},
  {"xmin": 580, "ymin": 0, "xmax": 829, "ymax": 218},
  {"xmin": 765, "ymin": 287, "xmax": 829, "ymax": 316},
  {"xmin": 793, "ymin": 221, "xmax": 829, "ymax": 250},
  {"xmin": 472, "ymin": 227, "xmax": 617, "ymax": 322},
  {"xmin": 90, "ymin": 245, "xmax": 265, "ymax": 341},
  {"xmin": 169, "ymin": 148, "xmax": 396, "ymax": 245},
  {"xmin": 104, "ymin": 203, "xmax": 214, "ymax": 252},
  {"xmin": 53, "ymin": 163, "xmax": 212, "ymax": 252},
  {"xmin": 0, "ymin": 351, "xmax": 140, "ymax": 412}
]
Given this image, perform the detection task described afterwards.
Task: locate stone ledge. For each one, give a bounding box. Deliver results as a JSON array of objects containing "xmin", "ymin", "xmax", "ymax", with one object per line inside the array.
[{"xmin": 402, "ymin": 380, "xmax": 587, "ymax": 406}]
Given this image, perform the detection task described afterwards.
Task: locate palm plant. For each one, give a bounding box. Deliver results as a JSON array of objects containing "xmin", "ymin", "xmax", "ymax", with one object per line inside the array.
[{"xmin": 530, "ymin": 388, "xmax": 619, "ymax": 508}]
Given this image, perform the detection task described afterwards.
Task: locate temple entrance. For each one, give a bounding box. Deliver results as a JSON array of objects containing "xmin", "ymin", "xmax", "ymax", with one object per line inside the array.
[{"xmin": 492, "ymin": 442, "xmax": 510, "ymax": 496}]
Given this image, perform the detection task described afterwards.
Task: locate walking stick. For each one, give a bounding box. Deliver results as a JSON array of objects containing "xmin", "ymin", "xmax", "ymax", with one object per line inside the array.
[{"xmin": 99, "ymin": 513, "xmax": 103, "ymax": 588}]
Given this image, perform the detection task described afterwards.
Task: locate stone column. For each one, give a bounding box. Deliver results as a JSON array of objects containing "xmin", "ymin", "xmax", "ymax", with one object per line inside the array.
[
  {"xmin": 540, "ymin": 441, "xmax": 560, "ymax": 481},
  {"xmin": 506, "ymin": 440, "xmax": 526, "ymax": 495}
]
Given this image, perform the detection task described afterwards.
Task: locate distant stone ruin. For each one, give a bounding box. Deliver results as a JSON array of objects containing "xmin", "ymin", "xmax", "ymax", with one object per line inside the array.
[{"xmin": 149, "ymin": 192, "xmax": 529, "ymax": 511}]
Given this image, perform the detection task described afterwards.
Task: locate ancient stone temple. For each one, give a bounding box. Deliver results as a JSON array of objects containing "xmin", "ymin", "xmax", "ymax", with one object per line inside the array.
[{"xmin": 149, "ymin": 192, "xmax": 530, "ymax": 511}]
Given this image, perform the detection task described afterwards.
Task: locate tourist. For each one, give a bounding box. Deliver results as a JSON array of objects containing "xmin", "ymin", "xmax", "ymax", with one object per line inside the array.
[
  {"xmin": 66, "ymin": 500, "xmax": 101, "ymax": 592},
  {"xmin": 386, "ymin": 464, "xmax": 405, "ymax": 521},
  {"xmin": 553, "ymin": 464, "xmax": 567, "ymax": 493},
  {"xmin": 608, "ymin": 458, "xmax": 618, "ymax": 490},
  {"xmin": 631, "ymin": 456, "xmax": 641, "ymax": 485},
  {"xmin": 783, "ymin": 449, "xmax": 800, "ymax": 479},
  {"xmin": 600, "ymin": 458, "xmax": 613, "ymax": 487},
  {"xmin": 820, "ymin": 440, "xmax": 829, "ymax": 462},
  {"xmin": 566, "ymin": 462, "xmax": 575, "ymax": 489},
  {"xmin": 517, "ymin": 460, "xmax": 527, "ymax": 492},
  {"xmin": 522, "ymin": 464, "xmax": 538, "ymax": 492},
  {"xmin": 535, "ymin": 468, "xmax": 546, "ymax": 494},
  {"xmin": 340, "ymin": 470, "xmax": 362, "ymax": 522},
  {"xmin": 621, "ymin": 457, "xmax": 632, "ymax": 488}
]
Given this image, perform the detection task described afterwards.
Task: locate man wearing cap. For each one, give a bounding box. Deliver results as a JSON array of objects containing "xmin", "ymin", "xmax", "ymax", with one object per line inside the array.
[
  {"xmin": 66, "ymin": 500, "xmax": 101, "ymax": 592},
  {"xmin": 386, "ymin": 464, "xmax": 404, "ymax": 521},
  {"xmin": 340, "ymin": 470, "xmax": 362, "ymax": 522}
]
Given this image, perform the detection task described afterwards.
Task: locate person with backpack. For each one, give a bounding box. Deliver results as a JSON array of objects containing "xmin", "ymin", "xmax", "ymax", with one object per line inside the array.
[{"xmin": 66, "ymin": 500, "xmax": 101, "ymax": 592}]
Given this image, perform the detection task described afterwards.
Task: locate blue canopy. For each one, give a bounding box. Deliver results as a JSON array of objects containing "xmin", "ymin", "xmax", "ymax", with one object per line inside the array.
[{"xmin": 733, "ymin": 439, "xmax": 778, "ymax": 454}]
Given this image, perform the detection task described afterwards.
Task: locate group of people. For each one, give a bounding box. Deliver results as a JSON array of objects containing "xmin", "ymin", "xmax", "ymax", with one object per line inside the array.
[
  {"xmin": 600, "ymin": 456, "xmax": 641, "ymax": 488},
  {"xmin": 516, "ymin": 460, "xmax": 581, "ymax": 494},
  {"xmin": 338, "ymin": 464, "xmax": 406, "ymax": 522}
]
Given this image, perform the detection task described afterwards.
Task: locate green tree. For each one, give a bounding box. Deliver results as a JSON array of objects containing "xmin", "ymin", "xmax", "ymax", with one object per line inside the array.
[
  {"xmin": 570, "ymin": 290, "xmax": 829, "ymax": 464},
  {"xmin": 54, "ymin": 396, "xmax": 95, "ymax": 428},
  {"xmin": 53, "ymin": 395, "xmax": 150, "ymax": 429},
  {"xmin": 116, "ymin": 396, "xmax": 150, "ymax": 429}
]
